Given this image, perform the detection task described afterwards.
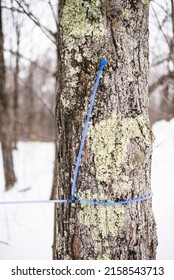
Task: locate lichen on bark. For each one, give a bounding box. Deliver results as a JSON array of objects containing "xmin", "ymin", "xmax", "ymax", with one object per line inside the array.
[
  {"xmin": 59, "ymin": 0, "xmax": 106, "ymax": 108},
  {"xmin": 122, "ymin": 8, "xmax": 131, "ymax": 20},
  {"xmin": 87, "ymin": 112, "xmax": 152, "ymax": 184},
  {"xmin": 77, "ymin": 112, "xmax": 153, "ymax": 204},
  {"xmin": 61, "ymin": 0, "xmax": 105, "ymax": 39},
  {"xmin": 141, "ymin": 0, "xmax": 149, "ymax": 5},
  {"xmin": 78, "ymin": 204, "xmax": 125, "ymax": 238}
]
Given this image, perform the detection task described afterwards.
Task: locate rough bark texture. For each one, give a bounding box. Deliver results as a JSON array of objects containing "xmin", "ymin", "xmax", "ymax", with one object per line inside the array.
[
  {"xmin": 55, "ymin": 0, "xmax": 158, "ymax": 260},
  {"xmin": 0, "ymin": 1, "xmax": 16, "ymax": 190},
  {"xmin": 51, "ymin": 151, "xmax": 58, "ymax": 259}
]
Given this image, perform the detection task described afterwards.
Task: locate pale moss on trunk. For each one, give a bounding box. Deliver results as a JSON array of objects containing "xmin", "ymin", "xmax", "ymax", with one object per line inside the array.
[
  {"xmin": 141, "ymin": 0, "xmax": 149, "ymax": 4},
  {"xmin": 122, "ymin": 9, "xmax": 131, "ymax": 20},
  {"xmin": 61, "ymin": 0, "xmax": 105, "ymax": 40},
  {"xmin": 78, "ymin": 203, "xmax": 125, "ymax": 259},
  {"xmin": 78, "ymin": 204, "xmax": 125, "ymax": 238},
  {"xmin": 87, "ymin": 113, "xmax": 153, "ymax": 189},
  {"xmin": 60, "ymin": 0, "xmax": 106, "ymax": 108},
  {"xmin": 74, "ymin": 113, "xmax": 153, "ymax": 260},
  {"xmin": 56, "ymin": 233, "xmax": 72, "ymax": 260}
]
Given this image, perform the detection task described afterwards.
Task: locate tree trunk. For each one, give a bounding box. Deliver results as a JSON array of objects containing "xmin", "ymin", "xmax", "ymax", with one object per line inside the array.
[
  {"xmin": 13, "ymin": 22, "xmax": 20, "ymax": 149},
  {"xmin": 0, "ymin": 0, "xmax": 16, "ymax": 190},
  {"xmin": 55, "ymin": 0, "xmax": 157, "ymax": 260}
]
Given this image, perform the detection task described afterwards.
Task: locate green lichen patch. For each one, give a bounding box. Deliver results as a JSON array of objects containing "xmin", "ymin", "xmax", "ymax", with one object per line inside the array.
[
  {"xmin": 88, "ymin": 112, "xmax": 152, "ymax": 184},
  {"xmin": 78, "ymin": 203, "xmax": 125, "ymax": 238},
  {"xmin": 122, "ymin": 9, "xmax": 131, "ymax": 20},
  {"xmin": 64, "ymin": 255, "xmax": 72, "ymax": 260},
  {"xmin": 61, "ymin": 0, "xmax": 106, "ymax": 42},
  {"xmin": 60, "ymin": 95, "xmax": 71, "ymax": 108},
  {"xmin": 75, "ymin": 52, "xmax": 83, "ymax": 63},
  {"xmin": 56, "ymin": 233, "xmax": 63, "ymax": 251},
  {"xmin": 69, "ymin": 67, "xmax": 81, "ymax": 77},
  {"xmin": 112, "ymin": 181, "xmax": 132, "ymax": 197},
  {"xmin": 60, "ymin": 0, "xmax": 106, "ymax": 109},
  {"xmin": 97, "ymin": 254, "xmax": 110, "ymax": 260},
  {"xmin": 141, "ymin": 0, "xmax": 149, "ymax": 4}
]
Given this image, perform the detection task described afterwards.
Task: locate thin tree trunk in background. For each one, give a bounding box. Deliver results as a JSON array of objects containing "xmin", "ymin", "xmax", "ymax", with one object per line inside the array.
[
  {"xmin": 55, "ymin": 0, "xmax": 157, "ymax": 260},
  {"xmin": 27, "ymin": 68, "xmax": 34, "ymax": 134},
  {"xmin": 13, "ymin": 22, "xmax": 20, "ymax": 149},
  {"xmin": 0, "ymin": 0, "xmax": 16, "ymax": 190}
]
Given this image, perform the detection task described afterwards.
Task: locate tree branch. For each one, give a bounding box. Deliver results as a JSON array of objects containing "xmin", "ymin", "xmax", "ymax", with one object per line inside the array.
[
  {"xmin": 151, "ymin": 3, "xmax": 170, "ymax": 48},
  {"xmin": 17, "ymin": 75, "xmax": 55, "ymax": 119},
  {"xmin": 14, "ymin": 0, "xmax": 57, "ymax": 45},
  {"xmin": 151, "ymin": 55, "xmax": 169, "ymax": 67},
  {"xmin": 149, "ymin": 72, "xmax": 174, "ymax": 94},
  {"xmin": 48, "ymin": 0, "xmax": 58, "ymax": 30},
  {"xmin": 5, "ymin": 48, "xmax": 56, "ymax": 77}
]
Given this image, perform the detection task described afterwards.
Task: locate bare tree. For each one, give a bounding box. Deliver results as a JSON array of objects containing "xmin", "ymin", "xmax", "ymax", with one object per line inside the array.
[
  {"xmin": 11, "ymin": 4, "xmax": 21, "ymax": 148},
  {"xmin": 0, "ymin": 0, "xmax": 16, "ymax": 190},
  {"xmin": 2, "ymin": 0, "xmax": 57, "ymax": 142},
  {"xmin": 54, "ymin": 0, "xmax": 157, "ymax": 260}
]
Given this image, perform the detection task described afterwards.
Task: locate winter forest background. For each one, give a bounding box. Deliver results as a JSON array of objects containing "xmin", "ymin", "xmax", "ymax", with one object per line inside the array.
[{"xmin": 0, "ymin": 0, "xmax": 174, "ymax": 259}]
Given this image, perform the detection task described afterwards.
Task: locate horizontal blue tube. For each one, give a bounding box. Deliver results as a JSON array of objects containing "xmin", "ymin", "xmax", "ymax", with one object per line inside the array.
[{"xmin": 0, "ymin": 193, "xmax": 153, "ymax": 206}]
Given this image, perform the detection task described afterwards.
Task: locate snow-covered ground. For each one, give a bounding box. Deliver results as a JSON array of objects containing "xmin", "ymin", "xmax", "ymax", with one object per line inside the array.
[
  {"xmin": 0, "ymin": 142, "xmax": 55, "ymax": 260},
  {"xmin": 152, "ymin": 119, "xmax": 174, "ymax": 260},
  {"xmin": 0, "ymin": 119, "xmax": 174, "ymax": 260}
]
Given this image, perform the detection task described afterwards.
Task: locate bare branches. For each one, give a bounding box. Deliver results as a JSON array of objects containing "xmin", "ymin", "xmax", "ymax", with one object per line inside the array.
[
  {"xmin": 151, "ymin": 3, "xmax": 170, "ymax": 48},
  {"xmin": 151, "ymin": 0, "xmax": 170, "ymax": 15},
  {"xmin": 17, "ymin": 119, "xmax": 56, "ymax": 141},
  {"xmin": 151, "ymin": 54, "xmax": 169, "ymax": 68},
  {"xmin": 5, "ymin": 48, "xmax": 56, "ymax": 77},
  {"xmin": 149, "ymin": 0, "xmax": 174, "ymax": 97},
  {"xmin": 2, "ymin": 2, "xmax": 57, "ymax": 45},
  {"xmin": 12, "ymin": 0, "xmax": 57, "ymax": 45},
  {"xmin": 0, "ymin": 240, "xmax": 9, "ymax": 246},
  {"xmin": 48, "ymin": 0, "xmax": 58, "ymax": 30},
  {"xmin": 2, "ymin": 0, "xmax": 56, "ymax": 143},
  {"xmin": 149, "ymin": 72, "xmax": 174, "ymax": 94},
  {"xmin": 18, "ymin": 74, "xmax": 55, "ymax": 119},
  {"xmin": 1, "ymin": 4, "xmax": 25, "ymax": 15}
]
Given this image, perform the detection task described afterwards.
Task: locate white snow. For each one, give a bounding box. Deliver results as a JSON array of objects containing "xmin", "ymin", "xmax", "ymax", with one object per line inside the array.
[
  {"xmin": 0, "ymin": 120, "xmax": 174, "ymax": 260},
  {"xmin": 0, "ymin": 142, "xmax": 55, "ymax": 260},
  {"xmin": 152, "ymin": 119, "xmax": 174, "ymax": 260}
]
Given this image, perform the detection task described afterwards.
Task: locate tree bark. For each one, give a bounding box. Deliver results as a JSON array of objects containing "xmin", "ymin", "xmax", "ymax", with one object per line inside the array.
[
  {"xmin": 55, "ymin": 0, "xmax": 157, "ymax": 260},
  {"xmin": 0, "ymin": 0, "xmax": 16, "ymax": 190},
  {"xmin": 51, "ymin": 149, "xmax": 58, "ymax": 259}
]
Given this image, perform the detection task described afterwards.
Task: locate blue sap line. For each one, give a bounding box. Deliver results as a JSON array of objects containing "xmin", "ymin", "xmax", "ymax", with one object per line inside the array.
[
  {"xmin": 71, "ymin": 59, "xmax": 107, "ymax": 201},
  {"xmin": 0, "ymin": 194, "xmax": 153, "ymax": 205},
  {"xmin": 78, "ymin": 193, "xmax": 153, "ymax": 205}
]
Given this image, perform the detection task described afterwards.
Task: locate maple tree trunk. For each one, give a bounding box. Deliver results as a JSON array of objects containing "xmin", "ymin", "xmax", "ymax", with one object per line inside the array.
[{"xmin": 54, "ymin": 0, "xmax": 158, "ymax": 260}]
